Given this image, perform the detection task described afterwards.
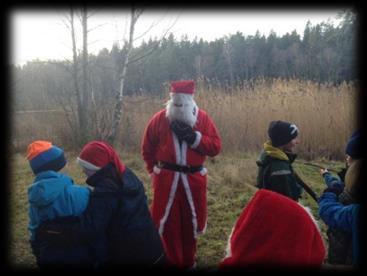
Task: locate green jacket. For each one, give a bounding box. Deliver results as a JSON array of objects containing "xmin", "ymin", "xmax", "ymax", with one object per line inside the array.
[{"xmin": 256, "ymin": 141, "xmax": 303, "ymax": 201}]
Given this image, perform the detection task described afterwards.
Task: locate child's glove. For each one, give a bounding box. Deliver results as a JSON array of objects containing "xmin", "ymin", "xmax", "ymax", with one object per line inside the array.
[{"xmin": 321, "ymin": 169, "xmax": 344, "ymax": 190}]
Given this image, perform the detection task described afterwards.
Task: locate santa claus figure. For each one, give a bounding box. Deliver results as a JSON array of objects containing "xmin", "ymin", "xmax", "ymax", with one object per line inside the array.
[{"xmin": 141, "ymin": 80, "xmax": 221, "ymax": 268}]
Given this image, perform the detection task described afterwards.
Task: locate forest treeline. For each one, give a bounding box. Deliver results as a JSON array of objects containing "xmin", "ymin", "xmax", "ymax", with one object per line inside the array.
[{"xmin": 12, "ymin": 11, "xmax": 357, "ymax": 111}]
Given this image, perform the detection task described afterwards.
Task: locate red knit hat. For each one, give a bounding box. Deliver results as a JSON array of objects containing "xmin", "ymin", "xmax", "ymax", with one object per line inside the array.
[
  {"xmin": 77, "ymin": 141, "xmax": 126, "ymax": 174},
  {"xmin": 220, "ymin": 189, "xmax": 326, "ymax": 269},
  {"xmin": 170, "ymin": 80, "xmax": 195, "ymax": 95}
]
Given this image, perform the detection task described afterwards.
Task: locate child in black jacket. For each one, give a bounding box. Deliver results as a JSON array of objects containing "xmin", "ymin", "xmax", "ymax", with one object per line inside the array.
[{"xmin": 38, "ymin": 141, "xmax": 166, "ymax": 269}]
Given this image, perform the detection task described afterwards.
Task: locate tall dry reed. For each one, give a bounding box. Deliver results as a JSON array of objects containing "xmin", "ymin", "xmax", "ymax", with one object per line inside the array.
[
  {"xmin": 12, "ymin": 78, "xmax": 358, "ymax": 160},
  {"xmin": 195, "ymin": 78, "xmax": 357, "ymax": 160}
]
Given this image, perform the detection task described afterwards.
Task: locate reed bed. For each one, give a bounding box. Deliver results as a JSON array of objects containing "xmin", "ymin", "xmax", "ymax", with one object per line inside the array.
[{"xmin": 11, "ymin": 78, "xmax": 357, "ymax": 160}]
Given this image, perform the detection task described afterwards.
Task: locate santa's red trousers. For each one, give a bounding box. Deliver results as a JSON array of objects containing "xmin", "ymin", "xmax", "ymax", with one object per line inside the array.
[{"xmin": 161, "ymin": 181, "xmax": 197, "ymax": 268}]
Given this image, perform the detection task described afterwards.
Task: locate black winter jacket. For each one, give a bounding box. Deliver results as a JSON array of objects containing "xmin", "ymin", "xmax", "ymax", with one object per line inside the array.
[{"xmin": 37, "ymin": 163, "xmax": 165, "ymax": 268}]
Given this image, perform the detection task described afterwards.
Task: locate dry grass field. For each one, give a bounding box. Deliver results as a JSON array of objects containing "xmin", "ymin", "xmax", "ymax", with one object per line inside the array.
[
  {"xmin": 9, "ymin": 78, "xmax": 357, "ymax": 270},
  {"xmin": 9, "ymin": 150, "xmax": 345, "ymax": 270}
]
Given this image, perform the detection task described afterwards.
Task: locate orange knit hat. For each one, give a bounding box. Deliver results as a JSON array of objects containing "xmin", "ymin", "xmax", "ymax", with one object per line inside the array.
[
  {"xmin": 26, "ymin": 140, "xmax": 66, "ymax": 174},
  {"xmin": 26, "ymin": 140, "xmax": 53, "ymax": 160}
]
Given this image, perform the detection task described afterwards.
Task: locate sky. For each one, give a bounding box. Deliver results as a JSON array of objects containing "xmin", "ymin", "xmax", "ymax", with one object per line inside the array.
[{"xmin": 10, "ymin": 8, "xmax": 346, "ymax": 66}]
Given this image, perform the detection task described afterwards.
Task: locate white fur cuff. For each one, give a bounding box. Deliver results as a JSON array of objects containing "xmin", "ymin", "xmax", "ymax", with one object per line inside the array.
[{"xmin": 153, "ymin": 165, "xmax": 162, "ymax": 175}]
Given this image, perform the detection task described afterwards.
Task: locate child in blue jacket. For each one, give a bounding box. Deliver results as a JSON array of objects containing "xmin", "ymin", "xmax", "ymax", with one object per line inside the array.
[
  {"xmin": 27, "ymin": 140, "xmax": 95, "ymax": 268},
  {"xmin": 318, "ymin": 130, "xmax": 362, "ymax": 268},
  {"xmin": 36, "ymin": 141, "xmax": 166, "ymax": 269}
]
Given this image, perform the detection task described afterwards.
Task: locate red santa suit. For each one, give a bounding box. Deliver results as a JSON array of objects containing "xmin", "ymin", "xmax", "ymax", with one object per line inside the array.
[{"xmin": 141, "ymin": 80, "xmax": 221, "ymax": 268}]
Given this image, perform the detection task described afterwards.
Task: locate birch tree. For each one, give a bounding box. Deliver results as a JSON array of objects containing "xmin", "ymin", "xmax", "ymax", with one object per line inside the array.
[
  {"xmin": 49, "ymin": 7, "xmax": 177, "ymax": 147},
  {"xmin": 104, "ymin": 8, "xmax": 179, "ymax": 145},
  {"xmin": 106, "ymin": 7, "xmax": 142, "ymax": 145}
]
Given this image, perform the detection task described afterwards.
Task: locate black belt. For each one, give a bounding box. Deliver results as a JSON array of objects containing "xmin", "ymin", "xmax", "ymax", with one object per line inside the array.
[{"xmin": 158, "ymin": 161, "xmax": 203, "ymax": 174}]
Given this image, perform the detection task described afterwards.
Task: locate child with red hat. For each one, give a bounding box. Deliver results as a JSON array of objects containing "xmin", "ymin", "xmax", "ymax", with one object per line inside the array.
[
  {"xmin": 37, "ymin": 141, "xmax": 166, "ymax": 268},
  {"xmin": 26, "ymin": 140, "xmax": 93, "ymax": 268},
  {"xmin": 220, "ymin": 189, "xmax": 326, "ymax": 270},
  {"xmin": 141, "ymin": 80, "xmax": 222, "ymax": 269}
]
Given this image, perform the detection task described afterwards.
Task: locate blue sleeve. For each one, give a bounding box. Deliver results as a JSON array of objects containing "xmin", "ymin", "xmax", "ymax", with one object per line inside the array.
[
  {"xmin": 318, "ymin": 192, "xmax": 357, "ymax": 232},
  {"xmin": 37, "ymin": 191, "xmax": 119, "ymax": 246},
  {"xmin": 323, "ymin": 172, "xmax": 344, "ymax": 189},
  {"xmin": 68, "ymin": 185, "xmax": 91, "ymax": 216}
]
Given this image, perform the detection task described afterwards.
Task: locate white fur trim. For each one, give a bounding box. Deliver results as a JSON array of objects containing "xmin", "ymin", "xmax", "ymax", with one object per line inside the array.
[
  {"xmin": 190, "ymin": 131, "xmax": 202, "ymax": 149},
  {"xmin": 159, "ymin": 132, "xmax": 202, "ymax": 238},
  {"xmin": 199, "ymin": 167, "xmax": 208, "ymax": 176},
  {"xmin": 182, "ymin": 139, "xmax": 187, "ymax": 165},
  {"xmin": 181, "ymin": 141, "xmax": 200, "ymax": 238},
  {"xmin": 298, "ymin": 203, "xmax": 320, "ymax": 231},
  {"xmin": 197, "ymin": 220, "xmax": 207, "ymax": 235},
  {"xmin": 153, "ymin": 165, "xmax": 161, "ymax": 175},
  {"xmin": 181, "ymin": 173, "xmax": 199, "ymax": 238},
  {"xmin": 224, "ymin": 226, "xmax": 235, "ymax": 259},
  {"xmin": 301, "ymin": 204, "xmax": 327, "ymax": 249},
  {"xmin": 158, "ymin": 134, "xmax": 182, "ymax": 235},
  {"xmin": 173, "ymin": 134, "xmax": 182, "ymax": 165},
  {"xmin": 158, "ymin": 172, "xmax": 180, "ymax": 235},
  {"xmin": 76, "ymin": 157, "xmax": 101, "ymax": 171}
]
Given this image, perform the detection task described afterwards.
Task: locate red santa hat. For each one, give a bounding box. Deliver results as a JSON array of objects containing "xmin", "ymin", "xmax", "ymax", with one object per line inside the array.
[
  {"xmin": 77, "ymin": 141, "xmax": 126, "ymax": 174},
  {"xmin": 220, "ymin": 189, "xmax": 326, "ymax": 269},
  {"xmin": 170, "ymin": 80, "xmax": 195, "ymax": 95}
]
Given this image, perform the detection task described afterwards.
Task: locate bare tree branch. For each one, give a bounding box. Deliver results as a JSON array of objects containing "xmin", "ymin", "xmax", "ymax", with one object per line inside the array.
[
  {"xmin": 128, "ymin": 13, "xmax": 180, "ymax": 64},
  {"xmin": 133, "ymin": 9, "xmax": 170, "ymax": 41},
  {"xmin": 128, "ymin": 42, "xmax": 161, "ymax": 64},
  {"xmin": 87, "ymin": 22, "xmax": 109, "ymax": 33}
]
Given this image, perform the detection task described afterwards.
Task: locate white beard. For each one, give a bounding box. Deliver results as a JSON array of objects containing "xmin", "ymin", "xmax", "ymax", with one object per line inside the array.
[{"xmin": 165, "ymin": 93, "xmax": 198, "ymax": 127}]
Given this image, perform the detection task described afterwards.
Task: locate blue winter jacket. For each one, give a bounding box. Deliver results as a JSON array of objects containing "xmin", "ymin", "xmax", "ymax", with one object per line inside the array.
[
  {"xmin": 28, "ymin": 170, "xmax": 90, "ymax": 240},
  {"xmin": 318, "ymin": 192, "xmax": 360, "ymax": 266},
  {"xmin": 28, "ymin": 171, "xmax": 97, "ymax": 268},
  {"xmin": 37, "ymin": 163, "xmax": 165, "ymax": 268}
]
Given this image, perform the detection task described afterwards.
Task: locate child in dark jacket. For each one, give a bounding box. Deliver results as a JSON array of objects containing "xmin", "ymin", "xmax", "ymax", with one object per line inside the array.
[
  {"xmin": 27, "ymin": 140, "xmax": 94, "ymax": 268},
  {"xmin": 256, "ymin": 120, "xmax": 303, "ymax": 201},
  {"xmin": 37, "ymin": 141, "xmax": 166, "ymax": 269}
]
